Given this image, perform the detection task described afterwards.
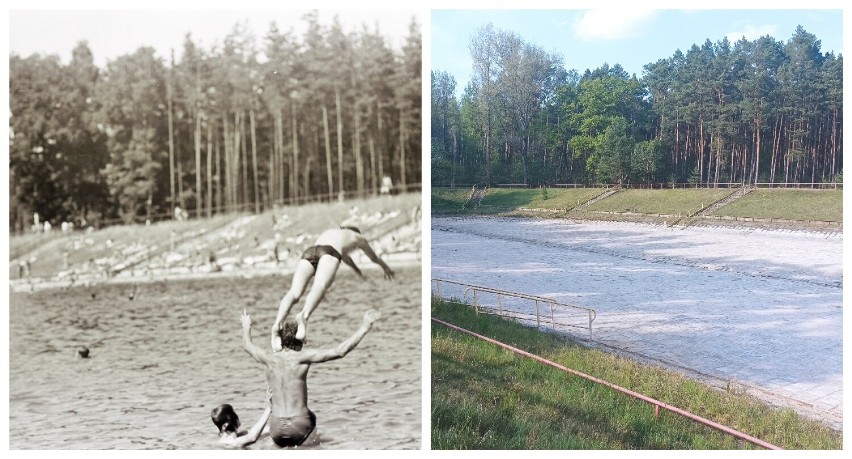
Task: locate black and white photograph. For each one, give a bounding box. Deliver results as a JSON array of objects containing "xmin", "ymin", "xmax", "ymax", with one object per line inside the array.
[
  {"xmin": 4, "ymin": 0, "xmax": 850, "ymax": 454},
  {"xmin": 6, "ymin": 4, "xmax": 422, "ymax": 450}
]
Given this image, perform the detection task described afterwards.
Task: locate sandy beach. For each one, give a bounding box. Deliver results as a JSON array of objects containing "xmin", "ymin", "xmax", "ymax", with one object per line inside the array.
[{"xmin": 431, "ymin": 216, "xmax": 842, "ymax": 429}]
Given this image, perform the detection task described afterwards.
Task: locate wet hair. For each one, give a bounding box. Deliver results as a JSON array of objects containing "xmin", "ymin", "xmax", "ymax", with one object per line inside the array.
[
  {"xmin": 211, "ymin": 404, "xmax": 240, "ymax": 434},
  {"xmin": 278, "ymin": 320, "xmax": 304, "ymax": 351}
]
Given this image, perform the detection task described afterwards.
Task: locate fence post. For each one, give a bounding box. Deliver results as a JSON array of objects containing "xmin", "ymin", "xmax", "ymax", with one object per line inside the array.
[
  {"xmin": 535, "ymin": 299, "xmax": 540, "ymax": 329},
  {"xmin": 589, "ymin": 311, "xmax": 594, "ymax": 340}
]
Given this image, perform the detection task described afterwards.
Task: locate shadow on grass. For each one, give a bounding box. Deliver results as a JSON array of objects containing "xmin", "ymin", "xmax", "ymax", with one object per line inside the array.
[
  {"xmin": 432, "ymin": 327, "xmax": 741, "ymax": 449},
  {"xmin": 431, "ymin": 300, "xmax": 840, "ymax": 450}
]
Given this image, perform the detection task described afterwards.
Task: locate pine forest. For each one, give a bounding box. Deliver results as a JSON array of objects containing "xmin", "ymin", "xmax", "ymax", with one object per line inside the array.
[{"xmin": 9, "ymin": 12, "xmax": 422, "ymax": 232}]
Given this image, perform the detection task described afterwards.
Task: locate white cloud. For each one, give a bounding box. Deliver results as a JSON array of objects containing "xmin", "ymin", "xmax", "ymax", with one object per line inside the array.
[
  {"xmin": 725, "ymin": 24, "xmax": 779, "ymax": 43},
  {"xmin": 573, "ymin": 9, "xmax": 657, "ymax": 41}
]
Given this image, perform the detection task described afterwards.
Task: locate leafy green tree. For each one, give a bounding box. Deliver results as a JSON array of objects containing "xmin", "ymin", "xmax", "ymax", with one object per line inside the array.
[
  {"xmin": 592, "ymin": 117, "xmax": 634, "ymax": 184},
  {"xmin": 631, "ymin": 139, "xmax": 667, "ymax": 184}
]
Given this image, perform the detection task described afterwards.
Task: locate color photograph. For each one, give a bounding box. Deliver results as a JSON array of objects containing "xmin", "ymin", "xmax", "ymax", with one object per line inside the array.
[{"xmin": 430, "ymin": 8, "xmax": 842, "ymax": 450}]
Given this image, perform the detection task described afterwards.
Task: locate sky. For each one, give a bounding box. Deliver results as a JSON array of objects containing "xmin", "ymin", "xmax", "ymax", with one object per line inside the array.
[
  {"xmin": 431, "ymin": 8, "xmax": 844, "ymax": 95},
  {"xmin": 8, "ymin": 5, "xmax": 421, "ymax": 69}
]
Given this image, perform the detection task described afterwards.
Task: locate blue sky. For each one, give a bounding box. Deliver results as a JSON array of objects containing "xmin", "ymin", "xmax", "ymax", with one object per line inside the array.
[{"xmin": 431, "ymin": 9, "xmax": 844, "ymax": 95}]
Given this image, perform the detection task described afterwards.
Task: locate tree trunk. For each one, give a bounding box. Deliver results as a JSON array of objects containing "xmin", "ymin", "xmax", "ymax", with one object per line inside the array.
[
  {"xmin": 268, "ymin": 122, "xmax": 276, "ymax": 207},
  {"xmin": 322, "ymin": 105, "xmax": 333, "ymax": 200},
  {"xmin": 277, "ymin": 109, "xmax": 284, "ymax": 204},
  {"xmin": 206, "ymin": 117, "xmax": 213, "ymax": 217},
  {"xmin": 291, "ymin": 103, "xmax": 299, "ymax": 205},
  {"xmin": 176, "ymin": 122, "xmax": 185, "ymax": 209},
  {"xmin": 230, "ymin": 112, "xmax": 237, "ymax": 209},
  {"xmin": 830, "ymin": 108, "xmax": 837, "ymax": 179},
  {"xmin": 223, "ymin": 114, "xmax": 231, "ymax": 211},
  {"xmin": 368, "ymin": 134, "xmax": 377, "ymax": 195},
  {"xmin": 451, "ymin": 130, "xmax": 457, "ymax": 187},
  {"xmin": 770, "ymin": 115, "xmax": 782, "ymax": 184},
  {"xmin": 399, "ymin": 107, "xmax": 406, "ymax": 187},
  {"xmin": 240, "ymin": 112, "xmax": 249, "ymax": 211},
  {"xmin": 194, "ymin": 83, "xmax": 202, "ymax": 217},
  {"xmin": 250, "ymin": 108, "xmax": 259, "ymax": 214},
  {"xmin": 696, "ymin": 120, "xmax": 703, "ymax": 185},
  {"xmin": 335, "ymin": 88, "xmax": 344, "ymax": 201},
  {"xmin": 215, "ymin": 122, "xmax": 221, "ymax": 214},
  {"xmin": 754, "ymin": 116, "xmax": 761, "ymax": 184},
  {"xmin": 353, "ymin": 103, "xmax": 364, "ymax": 197},
  {"xmin": 376, "ymin": 101, "xmax": 384, "ymax": 189},
  {"xmin": 167, "ymin": 84, "xmax": 175, "ymax": 214}
]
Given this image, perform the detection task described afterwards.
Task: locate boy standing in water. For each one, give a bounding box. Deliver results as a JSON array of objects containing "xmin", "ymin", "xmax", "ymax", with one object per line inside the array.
[
  {"xmin": 242, "ymin": 308, "xmax": 380, "ymax": 448},
  {"xmin": 271, "ymin": 226, "xmax": 394, "ymax": 347}
]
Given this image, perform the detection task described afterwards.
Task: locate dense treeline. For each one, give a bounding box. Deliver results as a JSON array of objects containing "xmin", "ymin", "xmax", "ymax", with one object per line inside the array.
[
  {"xmin": 9, "ymin": 12, "xmax": 421, "ymax": 233},
  {"xmin": 432, "ymin": 24, "xmax": 841, "ymax": 188}
]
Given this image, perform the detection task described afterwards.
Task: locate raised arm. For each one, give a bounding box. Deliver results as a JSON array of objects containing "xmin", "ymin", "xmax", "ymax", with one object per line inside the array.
[
  {"xmin": 241, "ymin": 310, "xmax": 271, "ymax": 365},
  {"xmin": 356, "ymin": 238, "xmax": 395, "ymax": 280},
  {"xmin": 340, "ymin": 254, "xmax": 364, "ymax": 278},
  {"xmin": 301, "ymin": 310, "xmax": 381, "ymax": 364},
  {"xmin": 232, "ymin": 406, "xmax": 271, "ymax": 448}
]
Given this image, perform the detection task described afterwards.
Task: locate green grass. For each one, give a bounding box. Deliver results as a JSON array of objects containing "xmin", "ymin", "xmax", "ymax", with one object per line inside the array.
[
  {"xmin": 432, "ymin": 187, "xmax": 480, "ymax": 214},
  {"xmin": 432, "ymin": 187, "xmax": 842, "ymax": 223},
  {"xmin": 431, "ymin": 299, "xmax": 841, "ymax": 450},
  {"xmin": 711, "ymin": 189, "xmax": 842, "ymax": 222},
  {"xmin": 585, "ymin": 189, "xmax": 734, "ymax": 216},
  {"xmin": 482, "ymin": 188, "xmax": 604, "ymax": 210},
  {"xmin": 432, "ymin": 187, "xmax": 604, "ymax": 214}
]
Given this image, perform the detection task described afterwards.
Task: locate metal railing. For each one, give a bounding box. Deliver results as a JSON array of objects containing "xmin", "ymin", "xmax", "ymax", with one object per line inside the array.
[
  {"xmin": 432, "ymin": 317, "xmax": 782, "ymax": 450},
  {"xmin": 11, "ymin": 183, "xmax": 422, "ymax": 235},
  {"xmin": 432, "ymin": 278, "xmax": 596, "ymax": 339},
  {"xmin": 434, "ymin": 182, "xmax": 841, "ymax": 190}
]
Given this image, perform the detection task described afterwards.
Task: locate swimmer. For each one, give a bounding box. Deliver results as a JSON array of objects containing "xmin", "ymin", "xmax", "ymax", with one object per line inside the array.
[
  {"xmin": 211, "ymin": 402, "xmax": 271, "ymax": 448},
  {"xmin": 243, "ymin": 308, "xmax": 379, "ymax": 448},
  {"xmin": 271, "ymin": 226, "xmax": 394, "ymax": 345}
]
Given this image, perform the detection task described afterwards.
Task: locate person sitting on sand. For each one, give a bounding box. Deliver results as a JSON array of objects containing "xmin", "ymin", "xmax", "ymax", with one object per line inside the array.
[
  {"xmin": 271, "ymin": 226, "xmax": 394, "ymax": 346},
  {"xmin": 243, "ymin": 308, "xmax": 380, "ymax": 448},
  {"xmin": 211, "ymin": 402, "xmax": 272, "ymax": 448}
]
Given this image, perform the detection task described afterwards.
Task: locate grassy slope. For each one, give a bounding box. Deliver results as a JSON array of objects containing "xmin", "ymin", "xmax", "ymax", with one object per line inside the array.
[
  {"xmin": 432, "ymin": 187, "xmax": 842, "ymax": 223},
  {"xmin": 10, "ymin": 193, "xmax": 421, "ymax": 280},
  {"xmin": 710, "ymin": 189, "xmax": 843, "ymax": 222},
  {"xmin": 431, "ymin": 299, "xmax": 841, "ymax": 450},
  {"xmin": 432, "ymin": 187, "xmax": 604, "ymax": 214},
  {"xmin": 483, "ymin": 188, "xmax": 604, "ymax": 210},
  {"xmin": 585, "ymin": 189, "xmax": 733, "ymax": 215}
]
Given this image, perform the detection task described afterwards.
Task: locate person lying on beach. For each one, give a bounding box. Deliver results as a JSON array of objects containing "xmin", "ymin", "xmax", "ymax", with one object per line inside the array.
[
  {"xmin": 271, "ymin": 226, "xmax": 394, "ymax": 346},
  {"xmin": 243, "ymin": 308, "xmax": 380, "ymax": 448},
  {"xmin": 211, "ymin": 402, "xmax": 272, "ymax": 448}
]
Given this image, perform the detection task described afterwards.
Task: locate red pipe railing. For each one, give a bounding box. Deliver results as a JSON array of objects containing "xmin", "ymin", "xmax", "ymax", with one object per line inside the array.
[{"xmin": 432, "ymin": 317, "xmax": 782, "ymax": 450}]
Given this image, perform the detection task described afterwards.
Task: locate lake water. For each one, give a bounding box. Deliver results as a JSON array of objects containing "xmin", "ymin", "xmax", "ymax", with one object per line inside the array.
[{"xmin": 9, "ymin": 267, "xmax": 421, "ymax": 449}]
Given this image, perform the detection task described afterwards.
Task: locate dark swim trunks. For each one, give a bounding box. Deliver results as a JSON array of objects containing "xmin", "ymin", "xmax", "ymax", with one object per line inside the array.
[
  {"xmin": 269, "ymin": 410, "xmax": 317, "ymax": 447},
  {"xmin": 300, "ymin": 245, "xmax": 342, "ymax": 269}
]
